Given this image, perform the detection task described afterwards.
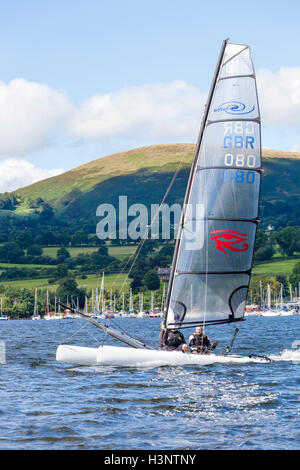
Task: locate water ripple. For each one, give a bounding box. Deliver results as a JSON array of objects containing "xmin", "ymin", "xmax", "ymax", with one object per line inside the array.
[{"xmin": 0, "ymin": 317, "xmax": 299, "ymax": 449}]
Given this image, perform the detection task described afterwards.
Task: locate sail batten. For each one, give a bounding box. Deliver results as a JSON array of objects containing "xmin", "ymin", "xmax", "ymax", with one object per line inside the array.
[{"xmin": 165, "ymin": 40, "xmax": 261, "ymax": 330}]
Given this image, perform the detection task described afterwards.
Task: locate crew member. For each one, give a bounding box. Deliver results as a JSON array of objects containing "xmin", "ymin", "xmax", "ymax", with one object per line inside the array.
[
  {"xmin": 189, "ymin": 326, "xmax": 218, "ymax": 354},
  {"xmin": 160, "ymin": 326, "xmax": 188, "ymax": 352}
]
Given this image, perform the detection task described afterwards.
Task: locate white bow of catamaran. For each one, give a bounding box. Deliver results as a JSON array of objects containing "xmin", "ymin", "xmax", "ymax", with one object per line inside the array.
[{"xmin": 56, "ymin": 344, "xmax": 270, "ymax": 367}]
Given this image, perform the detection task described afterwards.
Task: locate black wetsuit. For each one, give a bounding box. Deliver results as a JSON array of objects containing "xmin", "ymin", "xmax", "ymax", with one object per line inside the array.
[
  {"xmin": 189, "ymin": 333, "xmax": 212, "ymax": 353},
  {"xmin": 164, "ymin": 329, "xmax": 186, "ymax": 351}
]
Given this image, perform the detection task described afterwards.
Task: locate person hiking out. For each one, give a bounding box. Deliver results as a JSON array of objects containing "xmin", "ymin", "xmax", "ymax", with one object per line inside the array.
[{"xmin": 188, "ymin": 326, "xmax": 218, "ymax": 354}]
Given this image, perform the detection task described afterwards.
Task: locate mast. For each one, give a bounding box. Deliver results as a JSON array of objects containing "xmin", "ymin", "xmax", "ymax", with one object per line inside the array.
[
  {"xmin": 34, "ymin": 288, "xmax": 38, "ymax": 316},
  {"xmin": 267, "ymin": 284, "xmax": 271, "ymax": 310}
]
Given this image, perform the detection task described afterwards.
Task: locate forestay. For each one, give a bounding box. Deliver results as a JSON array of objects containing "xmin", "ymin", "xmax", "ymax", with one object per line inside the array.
[{"xmin": 165, "ymin": 41, "xmax": 261, "ymax": 329}]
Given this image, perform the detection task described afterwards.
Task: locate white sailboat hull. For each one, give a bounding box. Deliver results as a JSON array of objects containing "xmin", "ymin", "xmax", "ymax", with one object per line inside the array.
[{"xmin": 56, "ymin": 344, "xmax": 270, "ymax": 367}]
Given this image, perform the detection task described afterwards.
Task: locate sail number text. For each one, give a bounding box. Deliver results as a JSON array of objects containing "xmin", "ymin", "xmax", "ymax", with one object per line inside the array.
[
  {"xmin": 224, "ymin": 169, "xmax": 255, "ymax": 184},
  {"xmin": 223, "ymin": 122, "xmax": 258, "ymax": 169}
]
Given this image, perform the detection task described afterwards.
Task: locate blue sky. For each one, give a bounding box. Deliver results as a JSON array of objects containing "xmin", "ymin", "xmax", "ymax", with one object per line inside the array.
[{"xmin": 0, "ymin": 0, "xmax": 299, "ymax": 190}]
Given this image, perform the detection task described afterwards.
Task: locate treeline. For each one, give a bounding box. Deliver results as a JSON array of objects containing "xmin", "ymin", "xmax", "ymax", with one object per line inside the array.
[
  {"xmin": 260, "ymin": 197, "xmax": 300, "ymax": 231},
  {"xmin": 253, "ymin": 227, "xmax": 300, "ymax": 262}
]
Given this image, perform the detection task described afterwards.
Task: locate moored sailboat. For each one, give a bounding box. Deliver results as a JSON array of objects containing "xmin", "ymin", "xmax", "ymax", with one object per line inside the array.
[
  {"xmin": 0, "ymin": 297, "xmax": 8, "ymax": 321},
  {"xmin": 31, "ymin": 289, "xmax": 41, "ymax": 320}
]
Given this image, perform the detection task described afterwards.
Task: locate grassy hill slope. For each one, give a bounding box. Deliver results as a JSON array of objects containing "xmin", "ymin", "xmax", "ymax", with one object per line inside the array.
[{"xmin": 11, "ymin": 144, "xmax": 300, "ymax": 224}]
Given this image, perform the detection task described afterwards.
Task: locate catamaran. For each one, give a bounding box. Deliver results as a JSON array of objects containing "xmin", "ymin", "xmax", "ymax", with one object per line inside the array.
[{"xmin": 57, "ymin": 39, "xmax": 272, "ymax": 367}]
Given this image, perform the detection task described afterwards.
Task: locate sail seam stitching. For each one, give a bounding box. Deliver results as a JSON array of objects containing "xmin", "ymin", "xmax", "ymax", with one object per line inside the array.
[
  {"xmin": 222, "ymin": 45, "xmax": 249, "ymax": 66},
  {"xmin": 219, "ymin": 74, "xmax": 255, "ymax": 81},
  {"xmin": 207, "ymin": 118, "xmax": 260, "ymax": 125}
]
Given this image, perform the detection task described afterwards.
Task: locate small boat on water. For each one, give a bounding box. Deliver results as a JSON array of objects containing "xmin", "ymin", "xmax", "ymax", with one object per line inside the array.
[
  {"xmin": 57, "ymin": 39, "xmax": 273, "ymax": 367},
  {"xmin": 0, "ymin": 298, "xmax": 8, "ymax": 320}
]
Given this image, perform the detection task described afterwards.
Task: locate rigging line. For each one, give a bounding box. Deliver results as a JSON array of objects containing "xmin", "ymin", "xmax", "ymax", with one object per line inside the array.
[
  {"xmin": 108, "ymin": 148, "xmax": 191, "ymax": 299},
  {"xmin": 103, "ymin": 148, "xmax": 191, "ymax": 335},
  {"xmin": 61, "ymin": 312, "xmax": 103, "ymax": 345},
  {"xmin": 106, "ymin": 316, "xmax": 156, "ymax": 348}
]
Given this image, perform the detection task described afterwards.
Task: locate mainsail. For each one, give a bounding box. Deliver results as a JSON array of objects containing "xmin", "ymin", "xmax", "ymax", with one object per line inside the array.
[{"xmin": 165, "ymin": 39, "xmax": 261, "ymax": 329}]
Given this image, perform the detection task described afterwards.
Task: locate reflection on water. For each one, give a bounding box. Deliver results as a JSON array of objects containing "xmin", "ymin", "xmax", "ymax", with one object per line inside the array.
[{"xmin": 0, "ymin": 316, "xmax": 299, "ymax": 449}]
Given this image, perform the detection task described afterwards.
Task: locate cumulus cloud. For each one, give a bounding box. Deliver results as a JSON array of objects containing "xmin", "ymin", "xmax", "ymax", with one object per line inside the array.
[
  {"xmin": 0, "ymin": 78, "xmax": 72, "ymax": 156},
  {"xmin": 66, "ymin": 81, "xmax": 207, "ymax": 141},
  {"xmin": 0, "ymin": 159, "xmax": 64, "ymax": 192},
  {"xmin": 67, "ymin": 71, "xmax": 300, "ymax": 144},
  {"xmin": 257, "ymin": 67, "xmax": 300, "ymax": 128},
  {"xmin": 1, "ymin": 69, "xmax": 300, "ymax": 165}
]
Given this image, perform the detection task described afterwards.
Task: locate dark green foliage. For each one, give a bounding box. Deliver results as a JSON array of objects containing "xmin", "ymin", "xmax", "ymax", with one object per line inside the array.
[
  {"xmin": 56, "ymin": 277, "xmax": 86, "ymax": 307},
  {"xmin": 143, "ymin": 269, "xmax": 160, "ymax": 291},
  {"xmin": 272, "ymin": 227, "xmax": 300, "ymax": 256},
  {"xmin": 57, "ymin": 247, "xmax": 71, "ymax": 263},
  {"xmin": 289, "ymin": 261, "xmax": 300, "ymax": 289},
  {"xmin": 27, "ymin": 245, "xmax": 43, "ymax": 256},
  {"xmin": 0, "ymin": 243, "xmax": 25, "ymax": 263}
]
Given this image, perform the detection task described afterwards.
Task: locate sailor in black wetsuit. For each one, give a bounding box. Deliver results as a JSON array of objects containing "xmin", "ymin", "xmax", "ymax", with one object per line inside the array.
[
  {"xmin": 189, "ymin": 326, "xmax": 218, "ymax": 354},
  {"xmin": 161, "ymin": 327, "xmax": 188, "ymax": 352}
]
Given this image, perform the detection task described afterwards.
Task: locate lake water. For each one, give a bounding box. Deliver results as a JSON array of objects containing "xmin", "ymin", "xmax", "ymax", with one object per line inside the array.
[{"xmin": 0, "ymin": 316, "xmax": 299, "ymax": 450}]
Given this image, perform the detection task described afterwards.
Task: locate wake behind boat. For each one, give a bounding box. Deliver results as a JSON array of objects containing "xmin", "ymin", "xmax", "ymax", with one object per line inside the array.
[{"xmin": 56, "ymin": 39, "xmax": 275, "ymax": 367}]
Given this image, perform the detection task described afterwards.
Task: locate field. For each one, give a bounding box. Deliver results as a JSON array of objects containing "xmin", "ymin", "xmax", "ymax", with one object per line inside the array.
[
  {"xmin": 252, "ymin": 257, "xmax": 300, "ymax": 275},
  {"xmin": 0, "ymin": 272, "xmax": 131, "ymax": 292},
  {"xmin": 42, "ymin": 245, "xmax": 136, "ymax": 260},
  {"xmin": 0, "ymin": 243, "xmax": 298, "ymax": 291}
]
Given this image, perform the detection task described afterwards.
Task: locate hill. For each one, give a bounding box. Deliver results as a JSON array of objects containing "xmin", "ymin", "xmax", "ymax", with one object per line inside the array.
[{"xmin": 6, "ymin": 144, "xmax": 300, "ymax": 228}]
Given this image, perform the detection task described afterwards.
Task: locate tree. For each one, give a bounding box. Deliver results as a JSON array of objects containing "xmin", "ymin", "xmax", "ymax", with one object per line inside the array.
[
  {"xmin": 72, "ymin": 229, "xmax": 88, "ymax": 246},
  {"xmin": 27, "ymin": 245, "xmax": 43, "ymax": 256},
  {"xmin": 0, "ymin": 243, "xmax": 25, "ymax": 263},
  {"xmin": 97, "ymin": 245, "xmax": 108, "ymax": 256},
  {"xmin": 54, "ymin": 264, "xmax": 69, "ymax": 280},
  {"xmin": 143, "ymin": 269, "xmax": 160, "ymax": 291},
  {"xmin": 254, "ymin": 245, "xmax": 274, "ymax": 262},
  {"xmin": 56, "ymin": 277, "xmax": 86, "ymax": 307},
  {"xmin": 253, "ymin": 230, "xmax": 274, "ymax": 262},
  {"xmin": 290, "ymin": 261, "xmax": 300, "ymax": 290},
  {"xmin": 273, "ymin": 227, "xmax": 300, "ymax": 257},
  {"xmin": 39, "ymin": 202, "xmax": 54, "ymax": 222},
  {"xmin": 16, "ymin": 230, "xmax": 33, "ymax": 249},
  {"xmin": 57, "ymin": 247, "xmax": 70, "ymax": 262},
  {"xmin": 130, "ymin": 277, "xmax": 143, "ymax": 294}
]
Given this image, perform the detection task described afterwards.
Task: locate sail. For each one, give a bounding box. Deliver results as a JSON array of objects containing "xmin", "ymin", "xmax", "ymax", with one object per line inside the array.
[{"xmin": 165, "ymin": 41, "xmax": 261, "ymax": 329}]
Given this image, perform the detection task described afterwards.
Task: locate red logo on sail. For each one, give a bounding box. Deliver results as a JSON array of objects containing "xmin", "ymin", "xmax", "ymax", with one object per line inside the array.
[{"xmin": 209, "ymin": 230, "xmax": 248, "ymax": 254}]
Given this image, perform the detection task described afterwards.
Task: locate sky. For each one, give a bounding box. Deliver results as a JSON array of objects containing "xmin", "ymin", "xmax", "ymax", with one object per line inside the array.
[{"xmin": 0, "ymin": 0, "xmax": 300, "ymax": 192}]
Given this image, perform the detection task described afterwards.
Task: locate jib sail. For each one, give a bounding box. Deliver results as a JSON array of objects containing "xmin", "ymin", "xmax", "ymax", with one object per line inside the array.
[{"xmin": 165, "ymin": 40, "xmax": 261, "ymax": 329}]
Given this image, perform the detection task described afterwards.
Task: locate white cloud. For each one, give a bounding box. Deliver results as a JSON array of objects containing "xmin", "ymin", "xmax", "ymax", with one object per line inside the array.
[
  {"xmin": 67, "ymin": 71, "xmax": 300, "ymax": 143},
  {"xmin": 0, "ymin": 79, "xmax": 72, "ymax": 156},
  {"xmin": 0, "ymin": 69, "xmax": 300, "ymax": 167},
  {"xmin": 66, "ymin": 81, "xmax": 207, "ymax": 141},
  {"xmin": 0, "ymin": 159, "xmax": 64, "ymax": 192},
  {"xmin": 257, "ymin": 67, "xmax": 300, "ymax": 128}
]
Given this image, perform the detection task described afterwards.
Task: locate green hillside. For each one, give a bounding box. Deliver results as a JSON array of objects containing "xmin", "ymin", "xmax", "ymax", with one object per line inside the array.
[{"xmin": 7, "ymin": 144, "xmax": 300, "ymax": 228}]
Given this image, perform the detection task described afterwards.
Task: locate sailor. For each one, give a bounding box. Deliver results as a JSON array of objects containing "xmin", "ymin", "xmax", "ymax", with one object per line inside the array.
[
  {"xmin": 160, "ymin": 326, "xmax": 188, "ymax": 352},
  {"xmin": 188, "ymin": 326, "xmax": 218, "ymax": 354}
]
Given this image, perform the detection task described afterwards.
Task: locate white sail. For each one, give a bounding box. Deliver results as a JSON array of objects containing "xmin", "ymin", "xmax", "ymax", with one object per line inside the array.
[{"xmin": 165, "ymin": 40, "xmax": 261, "ymax": 329}]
